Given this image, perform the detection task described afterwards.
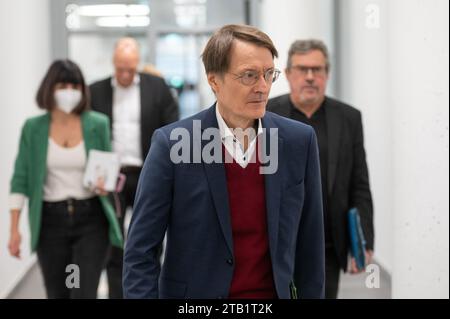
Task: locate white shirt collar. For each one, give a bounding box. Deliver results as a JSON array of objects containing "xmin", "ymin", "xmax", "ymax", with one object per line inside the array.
[
  {"xmin": 111, "ymin": 73, "xmax": 140, "ymax": 88},
  {"xmin": 215, "ymin": 102, "xmax": 263, "ymax": 168},
  {"xmin": 215, "ymin": 102, "xmax": 263, "ymax": 140}
]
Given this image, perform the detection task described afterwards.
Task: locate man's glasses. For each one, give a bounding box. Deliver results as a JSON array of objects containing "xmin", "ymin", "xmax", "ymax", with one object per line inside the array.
[
  {"xmin": 229, "ymin": 68, "xmax": 281, "ymax": 86},
  {"xmin": 289, "ymin": 65, "xmax": 327, "ymax": 77}
]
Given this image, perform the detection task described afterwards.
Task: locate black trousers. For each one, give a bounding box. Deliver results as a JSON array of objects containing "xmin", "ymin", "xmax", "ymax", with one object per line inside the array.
[
  {"xmin": 325, "ymin": 245, "xmax": 342, "ymax": 299},
  {"xmin": 37, "ymin": 197, "xmax": 109, "ymax": 299},
  {"xmin": 105, "ymin": 167, "xmax": 141, "ymax": 299}
]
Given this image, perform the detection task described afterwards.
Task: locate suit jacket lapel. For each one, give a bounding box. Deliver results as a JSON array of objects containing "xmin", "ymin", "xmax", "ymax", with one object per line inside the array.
[
  {"xmin": 139, "ymin": 73, "xmax": 151, "ymax": 156},
  {"xmin": 81, "ymin": 112, "xmax": 99, "ymax": 154},
  {"xmin": 34, "ymin": 113, "xmax": 50, "ymax": 185},
  {"xmin": 261, "ymin": 114, "xmax": 283, "ymax": 257},
  {"xmin": 324, "ymin": 98, "xmax": 342, "ymax": 196},
  {"xmin": 201, "ymin": 105, "xmax": 234, "ymax": 255},
  {"xmin": 200, "ymin": 106, "xmax": 284, "ymax": 256},
  {"xmin": 103, "ymin": 79, "xmax": 114, "ymax": 131}
]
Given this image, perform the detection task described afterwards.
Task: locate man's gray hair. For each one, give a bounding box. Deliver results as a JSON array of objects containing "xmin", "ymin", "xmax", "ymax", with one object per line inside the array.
[{"xmin": 287, "ymin": 39, "xmax": 330, "ymax": 72}]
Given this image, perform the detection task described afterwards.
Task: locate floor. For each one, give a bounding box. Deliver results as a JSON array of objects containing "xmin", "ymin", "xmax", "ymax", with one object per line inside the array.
[{"xmin": 7, "ymin": 260, "xmax": 391, "ymax": 299}]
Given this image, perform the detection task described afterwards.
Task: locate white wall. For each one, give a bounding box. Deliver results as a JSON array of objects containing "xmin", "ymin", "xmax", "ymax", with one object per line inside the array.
[
  {"xmin": 259, "ymin": 0, "xmax": 336, "ymax": 98},
  {"xmin": 0, "ymin": 0, "xmax": 51, "ymax": 298},
  {"xmin": 388, "ymin": 0, "xmax": 449, "ymax": 299},
  {"xmin": 338, "ymin": 0, "xmax": 393, "ymax": 274},
  {"xmin": 339, "ymin": 0, "xmax": 449, "ymax": 298}
]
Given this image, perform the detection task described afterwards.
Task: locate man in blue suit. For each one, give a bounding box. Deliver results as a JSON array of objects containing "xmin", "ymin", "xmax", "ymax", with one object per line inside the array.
[{"xmin": 123, "ymin": 24, "xmax": 325, "ymax": 299}]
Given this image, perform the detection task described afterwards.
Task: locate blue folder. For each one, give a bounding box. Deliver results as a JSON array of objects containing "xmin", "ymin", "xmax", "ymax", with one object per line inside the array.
[{"xmin": 347, "ymin": 207, "xmax": 367, "ymax": 270}]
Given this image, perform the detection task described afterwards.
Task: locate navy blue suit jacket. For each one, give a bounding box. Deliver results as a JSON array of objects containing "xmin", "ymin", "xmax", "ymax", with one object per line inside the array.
[{"xmin": 123, "ymin": 104, "xmax": 325, "ymax": 299}]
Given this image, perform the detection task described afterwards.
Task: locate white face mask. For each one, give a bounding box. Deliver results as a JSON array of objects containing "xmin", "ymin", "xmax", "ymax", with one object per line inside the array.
[{"xmin": 54, "ymin": 88, "xmax": 82, "ymax": 114}]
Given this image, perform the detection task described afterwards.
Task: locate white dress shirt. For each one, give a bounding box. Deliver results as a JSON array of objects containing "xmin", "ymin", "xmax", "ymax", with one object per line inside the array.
[
  {"xmin": 216, "ymin": 104, "xmax": 263, "ymax": 168},
  {"xmin": 112, "ymin": 75, "xmax": 143, "ymax": 167}
]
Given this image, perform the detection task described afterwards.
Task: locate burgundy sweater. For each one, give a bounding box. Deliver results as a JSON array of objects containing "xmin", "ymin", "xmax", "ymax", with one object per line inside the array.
[{"xmin": 224, "ymin": 146, "xmax": 277, "ymax": 299}]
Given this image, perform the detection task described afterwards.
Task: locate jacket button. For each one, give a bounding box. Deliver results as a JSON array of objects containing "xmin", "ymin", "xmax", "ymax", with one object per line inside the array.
[{"xmin": 227, "ymin": 258, "xmax": 233, "ymax": 265}]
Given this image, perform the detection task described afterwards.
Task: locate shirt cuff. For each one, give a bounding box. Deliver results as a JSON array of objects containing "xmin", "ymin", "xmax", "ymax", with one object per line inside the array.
[{"xmin": 9, "ymin": 193, "xmax": 26, "ymax": 211}]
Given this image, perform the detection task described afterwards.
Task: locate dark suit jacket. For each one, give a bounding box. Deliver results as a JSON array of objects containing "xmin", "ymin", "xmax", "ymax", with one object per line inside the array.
[
  {"xmin": 89, "ymin": 73, "xmax": 179, "ymax": 160},
  {"xmin": 123, "ymin": 104, "xmax": 325, "ymax": 299},
  {"xmin": 267, "ymin": 95, "xmax": 374, "ymax": 271}
]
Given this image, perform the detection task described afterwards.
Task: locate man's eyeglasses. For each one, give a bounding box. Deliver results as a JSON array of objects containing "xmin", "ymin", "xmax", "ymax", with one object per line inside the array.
[
  {"xmin": 229, "ymin": 68, "xmax": 281, "ymax": 86},
  {"xmin": 289, "ymin": 65, "xmax": 327, "ymax": 77}
]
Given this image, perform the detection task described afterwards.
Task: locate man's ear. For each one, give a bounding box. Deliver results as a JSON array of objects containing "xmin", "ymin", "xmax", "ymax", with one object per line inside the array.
[{"xmin": 207, "ymin": 73, "xmax": 220, "ymax": 94}]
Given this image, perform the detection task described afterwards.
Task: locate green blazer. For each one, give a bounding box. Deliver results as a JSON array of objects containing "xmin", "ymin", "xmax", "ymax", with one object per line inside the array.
[{"xmin": 10, "ymin": 111, "xmax": 123, "ymax": 252}]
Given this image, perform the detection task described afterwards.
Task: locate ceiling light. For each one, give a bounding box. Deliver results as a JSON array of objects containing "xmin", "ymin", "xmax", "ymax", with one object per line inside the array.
[
  {"xmin": 95, "ymin": 16, "xmax": 150, "ymax": 28},
  {"xmin": 78, "ymin": 4, "xmax": 149, "ymax": 17}
]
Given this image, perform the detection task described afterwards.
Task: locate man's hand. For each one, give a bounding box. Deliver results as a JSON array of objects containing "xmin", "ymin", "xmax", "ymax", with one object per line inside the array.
[{"xmin": 349, "ymin": 250, "xmax": 373, "ymax": 274}]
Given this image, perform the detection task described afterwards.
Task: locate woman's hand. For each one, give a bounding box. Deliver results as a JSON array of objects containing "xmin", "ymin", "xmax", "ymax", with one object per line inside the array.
[
  {"xmin": 93, "ymin": 177, "xmax": 108, "ymax": 196},
  {"xmin": 8, "ymin": 230, "xmax": 22, "ymax": 259}
]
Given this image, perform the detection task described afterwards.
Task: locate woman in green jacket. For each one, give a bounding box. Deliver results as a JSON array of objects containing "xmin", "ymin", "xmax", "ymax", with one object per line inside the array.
[{"xmin": 8, "ymin": 60, "xmax": 123, "ymax": 299}]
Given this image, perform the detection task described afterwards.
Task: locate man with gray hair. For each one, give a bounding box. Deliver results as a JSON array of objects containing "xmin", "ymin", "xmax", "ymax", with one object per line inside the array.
[
  {"xmin": 268, "ymin": 39, "xmax": 374, "ymax": 299},
  {"xmin": 90, "ymin": 37, "xmax": 179, "ymax": 298}
]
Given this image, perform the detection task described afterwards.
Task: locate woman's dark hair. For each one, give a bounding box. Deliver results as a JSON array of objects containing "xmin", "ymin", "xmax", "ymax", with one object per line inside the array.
[{"xmin": 36, "ymin": 59, "xmax": 90, "ymax": 114}]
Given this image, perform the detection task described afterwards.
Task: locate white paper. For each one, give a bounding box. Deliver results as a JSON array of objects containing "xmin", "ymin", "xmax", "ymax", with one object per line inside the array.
[{"xmin": 83, "ymin": 150, "xmax": 120, "ymax": 192}]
